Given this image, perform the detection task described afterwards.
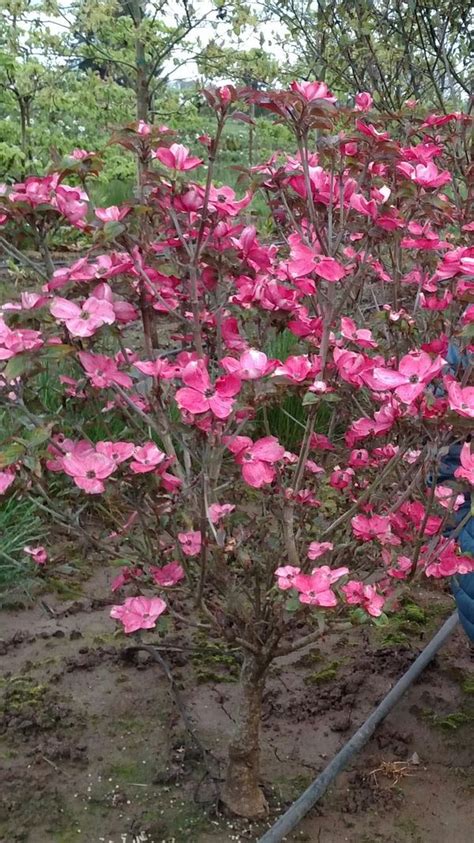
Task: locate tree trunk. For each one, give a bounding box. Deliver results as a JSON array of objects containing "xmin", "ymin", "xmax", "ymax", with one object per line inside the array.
[{"xmin": 221, "ymin": 654, "xmax": 269, "ymax": 818}]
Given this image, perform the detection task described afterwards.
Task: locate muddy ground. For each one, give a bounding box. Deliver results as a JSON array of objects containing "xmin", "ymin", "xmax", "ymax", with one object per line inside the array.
[{"xmin": 0, "ymin": 563, "xmax": 473, "ymax": 843}]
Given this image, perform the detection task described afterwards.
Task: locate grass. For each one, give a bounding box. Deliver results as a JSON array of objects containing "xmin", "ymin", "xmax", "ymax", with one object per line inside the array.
[{"xmin": 0, "ymin": 495, "xmax": 46, "ymax": 594}]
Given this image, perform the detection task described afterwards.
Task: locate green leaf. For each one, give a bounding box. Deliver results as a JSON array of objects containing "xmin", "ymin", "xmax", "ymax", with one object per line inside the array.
[
  {"xmin": 285, "ymin": 595, "xmax": 301, "ymax": 613},
  {"xmin": 3, "ymin": 354, "xmax": 36, "ymax": 380},
  {"xmin": 110, "ymin": 557, "xmax": 133, "ymax": 567},
  {"xmin": 41, "ymin": 344, "xmax": 75, "ymax": 360},
  {"xmin": 21, "ymin": 424, "xmax": 54, "ymax": 449},
  {"xmin": 0, "ymin": 442, "xmax": 25, "ymax": 469},
  {"xmin": 302, "ymin": 391, "xmax": 320, "ymax": 406}
]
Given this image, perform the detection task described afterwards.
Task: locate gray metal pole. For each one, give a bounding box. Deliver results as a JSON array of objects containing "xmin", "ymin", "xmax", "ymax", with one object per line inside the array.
[{"xmin": 259, "ymin": 611, "xmax": 459, "ymax": 843}]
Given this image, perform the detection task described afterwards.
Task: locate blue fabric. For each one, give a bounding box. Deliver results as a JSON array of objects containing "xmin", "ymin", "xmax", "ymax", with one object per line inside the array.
[
  {"xmin": 452, "ymin": 574, "xmax": 474, "ymax": 641},
  {"xmin": 435, "ymin": 343, "xmax": 474, "ymax": 640}
]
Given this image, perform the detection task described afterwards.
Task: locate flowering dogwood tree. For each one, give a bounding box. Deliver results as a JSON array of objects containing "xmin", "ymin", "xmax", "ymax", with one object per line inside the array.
[{"xmin": 0, "ymin": 83, "xmax": 473, "ymax": 818}]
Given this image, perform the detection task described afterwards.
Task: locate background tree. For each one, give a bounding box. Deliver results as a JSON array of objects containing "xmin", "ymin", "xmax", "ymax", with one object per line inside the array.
[{"xmin": 260, "ymin": 0, "xmax": 473, "ymax": 110}]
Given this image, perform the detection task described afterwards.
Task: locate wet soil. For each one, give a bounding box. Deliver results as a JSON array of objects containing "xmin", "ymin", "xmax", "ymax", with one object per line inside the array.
[{"xmin": 0, "ymin": 568, "xmax": 473, "ymax": 843}]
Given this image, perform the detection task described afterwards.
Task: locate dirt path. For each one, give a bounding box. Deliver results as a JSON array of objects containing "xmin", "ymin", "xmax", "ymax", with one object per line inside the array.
[{"xmin": 0, "ymin": 568, "xmax": 472, "ymax": 843}]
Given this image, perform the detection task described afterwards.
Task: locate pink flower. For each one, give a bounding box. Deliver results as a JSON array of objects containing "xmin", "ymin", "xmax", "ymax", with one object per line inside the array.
[
  {"xmin": 348, "ymin": 449, "xmax": 370, "ymax": 468},
  {"xmin": 356, "ymin": 120, "xmax": 390, "ymax": 141},
  {"xmin": 340, "ymin": 316, "xmax": 377, "ymax": 349},
  {"xmin": 153, "ymin": 143, "xmax": 202, "ymax": 171},
  {"xmin": 400, "ymin": 142, "xmax": 443, "ymax": 163},
  {"xmin": 221, "ymin": 349, "xmax": 272, "ymax": 380},
  {"xmin": 382, "ymin": 551, "xmax": 413, "ymax": 580},
  {"xmin": 178, "ymin": 531, "xmax": 202, "ymax": 557},
  {"xmin": 446, "ymin": 380, "xmax": 474, "ymax": 419},
  {"xmin": 307, "ymin": 541, "xmax": 333, "ymax": 560},
  {"xmin": 79, "ymin": 352, "xmax": 132, "ymax": 389},
  {"xmin": 342, "ymin": 581, "xmax": 385, "ymax": 617},
  {"xmin": 110, "ymin": 596, "xmax": 167, "ymax": 634},
  {"xmin": 287, "ymin": 235, "xmax": 346, "ymax": 282},
  {"xmin": 71, "ymin": 148, "xmax": 91, "ymax": 160},
  {"xmin": 150, "ymin": 562, "xmax": 185, "ymax": 587},
  {"xmin": 96, "ymin": 441, "xmax": 135, "ymax": 465},
  {"xmin": 310, "ymin": 433, "xmax": 335, "ymax": 451},
  {"xmin": 434, "ymin": 485, "xmax": 465, "ymax": 510},
  {"xmin": 221, "ymin": 317, "xmax": 247, "ymax": 351},
  {"xmin": 330, "ymin": 467, "xmax": 354, "ymax": 490},
  {"xmin": 455, "ymin": 443, "xmax": 474, "ymax": 485},
  {"xmin": 134, "ymin": 358, "xmax": 175, "ymax": 379},
  {"xmin": 369, "ymin": 352, "xmax": 444, "ymax": 403},
  {"xmin": 62, "ymin": 449, "xmax": 116, "ymax": 494},
  {"xmin": 137, "ymin": 120, "xmax": 151, "ymax": 135},
  {"xmin": 226, "ymin": 435, "xmax": 285, "ymax": 488},
  {"xmin": 397, "ymin": 161, "xmax": 451, "ymax": 189},
  {"xmin": 130, "ymin": 442, "xmax": 166, "ymax": 474},
  {"xmin": 349, "ymin": 192, "xmax": 378, "ymax": 219},
  {"xmin": 208, "ymin": 503, "xmax": 235, "ymax": 524},
  {"xmin": 24, "ymin": 545, "xmax": 48, "ymax": 565},
  {"xmin": 111, "ymin": 566, "xmax": 141, "ymax": 591},
  {"xmin": 293, "ymin": 566, "xmax": 348, "ymax": 607},
  {"xmin": 424, "ymin": 539, "xmax": 474, "ymax": 578},
  {"xmin": 50, "ymin": 296, "xmax": 115, "ymax": 337},
  {"xmin": 273, "ymin": 355, "xmax": 314, "ymax": 382},
  {"xmin": 275, "ymin": 565, "xmax": 301, "ymax": 590},
  {"xmin": 0, "ymin": 469, "xmax": 15, "ymax": 495},
  {"xmin": 175, "ymin": 360, "xmax": 240, "ymax": 419},
  {"xmin": 290, "ymin": 80, "xmax": 337, "ymax": 103},
  {"xmin": 354, "ymin": 92, "xmax": 373, "ymax": 111},
  {"xmin": 351, "ymin": 514, "xmax": 400, "ymax": 545},
  {"xmin": 95, "ymin": 205, "xmax": 130, "ymax": 222}
]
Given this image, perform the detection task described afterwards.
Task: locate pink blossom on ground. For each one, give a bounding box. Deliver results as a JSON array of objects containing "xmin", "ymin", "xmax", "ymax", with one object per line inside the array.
[
  {"xmin": 150, "ymin": 562, "xmax": 185, "ymax": 587},
  {"xmin": 24, "ymin": 545, "xmax": 48, "ymax": 565},
  {"xmin": 178, "ymin": 531, "xmax": 202, "ymax": 557},
  {"xmin": 111, "ymin": 566, "xmax": 142, "ymax": 591},
  {"xmin": 130, "ymin": 443, "xmax": 166, "ymax": 474},
  {"xmin": 307, "ymin": 541, "xmax": 333, "ymax": 560},
  {"xmin": 110, "ymin": 596, "xmax": 167, "ymax": 633},
  {"xmin": 208, "ymin": 503, "xmax": 235, "ymax": 524},
  {"xmin": 274, "ymin": 566, "xmax": 301, "ymax": 590}
]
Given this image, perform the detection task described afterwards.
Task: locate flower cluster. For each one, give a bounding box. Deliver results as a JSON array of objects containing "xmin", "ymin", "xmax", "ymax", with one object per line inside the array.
[{"xmin": 0, "ymin": 84, "xmax": 472, "ymax": 642}]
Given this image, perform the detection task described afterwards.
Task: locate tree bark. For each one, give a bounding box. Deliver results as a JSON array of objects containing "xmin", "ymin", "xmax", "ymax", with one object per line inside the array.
[{"xmin": 221, "ymin": 654, "xmax": 269, "ymax": 818}]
